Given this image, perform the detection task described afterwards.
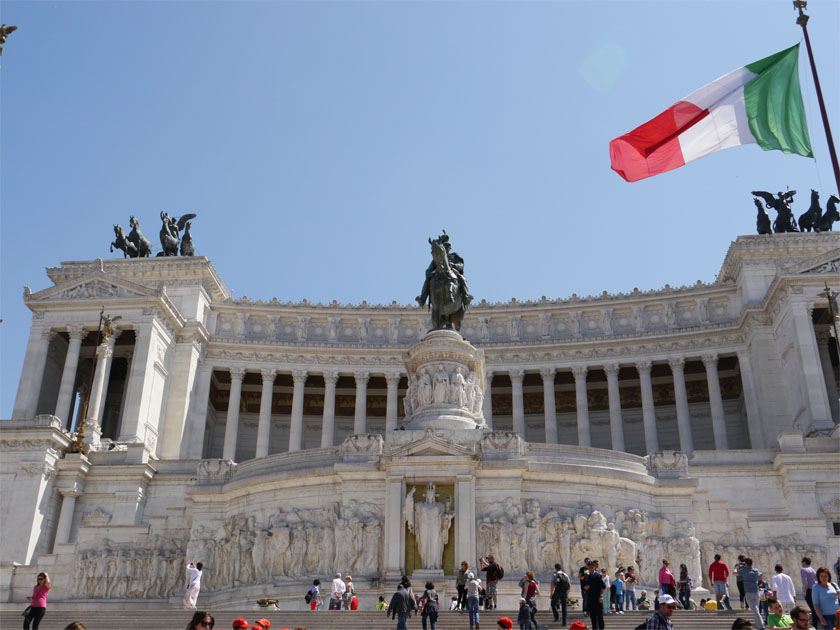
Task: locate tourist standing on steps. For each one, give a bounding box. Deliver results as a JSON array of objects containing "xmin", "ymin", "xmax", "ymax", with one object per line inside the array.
[
  {"xmin": 480, "ymin": 554, "xmax": 503, "ymax": 610},
  {"xmin": 624, "ymin": 566, "xmax": 638, "ymax": 611},
  {"xmin": 677, "ymin": 563, "xmax": 692, "ymax": 611},
  {"xmin": 457, "ymin": 561, "xmax": 470, "ymax": 611},
  {"xmin": 579, "ymin": 557, "xmax": 591, "ymax": 615},
  {"xmin": 421, "ymin": 581, "xmax": 439, "ymax": 630},
  {"xmin": 612, "ymin": 571, "xmax": 625, "ymax": 613},
  {"xmin": 466, "ymin": 571, "xmax": 482, "ymax": 630},
  {"xmin": 710, "ymin": 553, "xmax": 734, "ymax": 611},
  {"xmin": 550, "ymin": 563, "xmax": 570, "ymax": 625},
  {"xmin": 738, "ymin": 557, "xmax": 765, "ymax": 630},
  {"xmin": 659, "ymin": 559, "xmax": 677, "ymax": 599},
  {"xmin": 389, "ymin": 582, "xmax": 417, "ymax": 630},
  {"xmin": 308, "ymin": 579, "xmax": 322, "ymax": 610},
  {"xmin": 801, "ymin": 557, "xmax": 818, "ymax": 627},
  {"xmin": 329, "ymin": 572, "xmax": 346, "ymax": 610},
  {"xmin": 772, "ymin": 564, "xmax": 796, "ymax": 611},
  {"xmin": 183, "ymin": 562, "xmax": 203, "ymax": 610},
  {"xmin": 585, "ymin": 560, "xmax": 606, "ymax": 630},
  {"xmin": 736, "ymin": 555, "xmax": 748, "ymax": 609},
  {"xmin": 185, "ymin": 611, "xmax": 215, "ymax": 630},
  {"xmin": 343, "ymin": 575, "xmax": 356, "ymax": 610},
  {"xmin": 645, "ymin": 593, "xmax": 676, "ymax": 630},
  {"xmin": 23, "ymin": 571, "xmax": 50, "ymax": 630},
  {"xmin": 810, "ymin": 566, "xmax": 840, "ymax": 629}
]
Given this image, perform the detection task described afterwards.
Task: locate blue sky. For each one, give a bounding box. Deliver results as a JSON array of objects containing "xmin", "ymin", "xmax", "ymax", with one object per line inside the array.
[{"xmin": 1, "ymin": 0, "xmax": 838, "ymax": 416}]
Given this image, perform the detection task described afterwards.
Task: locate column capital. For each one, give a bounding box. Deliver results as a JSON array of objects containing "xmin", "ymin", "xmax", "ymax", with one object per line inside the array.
[
  {"xmin": 322, "ymin": 370, "xmax": 340, "ymax": 385},
  {"xmin": 292, "ymin": 370, "xmax": 308, "ymax": 384},
  {"xmin": 539, "ymin": 367, "xmax": 556, "ymax": 381},
  {"xmin": 701, "ymin": 353, "xmax": 719, "ymax": 369},
  {"xmin": 571, "ymin": 365, "xmax": 588, "ymax": 379},
  {"xmin": 41, "ymin": 329, "xmax": 57, "ymax": 342},
  {"xmin": 354, "ymin": 371, "xmax": 370, "ymax": 385},
  {"xmin": 508, "ymin": 368, "xmax": 525, "ymax": 382},
  {"xmin": 603, "ymin": 362, "xmax": 621, "ymax": 377},
  {"xmin": 67, "ymin": 325, "xmax": 87, "ymax": 340},
  {"xmin": 815, "ymin": 327, "xmax": 833, "ymax": 344},
  {"xmin": 668, "ymin": 356, "xmax": 686, "ymax": 372},
  {"xmin": 260, "ymin": 368, "xmax": 277, "ymax": 382},
  {"xmin": 229, "ymin": 367, "xmax": 247, "ymax": 381},
  {"xmin": 485, "ymin": 369, "xmax": 494, "ymax": 379},
  {"xmin": 59, "ymin": 488, "xmax": 80, "ymax": 498},
  {"xmin": 385, "ymin": 372, "xmax": 402, "ymax": 386},
  {"xmin": 95, "ymin": 343, "xmax": 113, "ymax": 360},
  {"xmin": 635, "ymin": 360, "xmax": 653, "ymax": 374}
]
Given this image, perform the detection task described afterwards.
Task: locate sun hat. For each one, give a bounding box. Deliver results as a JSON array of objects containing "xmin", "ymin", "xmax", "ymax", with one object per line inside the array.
[{"xmin": 659, "ymin": 594, "xmax": 677, "ymax": 606}]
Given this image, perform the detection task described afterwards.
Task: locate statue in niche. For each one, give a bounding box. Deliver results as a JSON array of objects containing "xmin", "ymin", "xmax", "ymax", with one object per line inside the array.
[
  {"xmin": 433, "ymin": 364, "xmax": 449, "ymax": 404},
  {"xmin": 419, "ymin": 368, "xmax": 433, "ymax": 406},
  {"xmin": 404, "ymin": 482, "xmax": 454, "ymax": 571},
  {"xmin": 416, "ymin": 230, "xmax": 472, "ymax": 330},
  {"xmin": 451, "ymin": 367, "xmax": 467, "ymax": 406}
]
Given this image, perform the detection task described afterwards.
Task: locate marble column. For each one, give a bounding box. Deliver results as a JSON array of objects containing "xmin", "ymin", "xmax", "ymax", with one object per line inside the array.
[
  {"xmin": 183, "ymin": 365, "xmax": 213, "ymax": 459},
  {"xmin": 736, "ymin": 350, "xmax": 764, "ymax": 449},
  {"xmin": 385, "ymin": 372, "xmax": 401, "ymax": 437},
  {"xmin": 635, "ymin": 360, "xmax": 659, "ymax": 454},
  {"xmin": 94, "ymin": 332, "xmax": 120, "ymax": 426},
  {"xmin": 455, "ymin": 475, "xmax": 476, "ymax": 569},
  {"xmin": 668, "ymin": 357, "xmax": 694, "ymax": 456},
  {"xmin": 510, "ymin": 369, "xmax": 526, "ymax": 437},
  {"xmin": 53, "ymin": 490, "xmax": 78, "ymax": 550},
  {"xmin": 288, "ymin": 370, "xmax": 308, "ymax": 452},
  {"xmin": 815, "ymin": 329, "xmax": 840, "ymax": 423},
  {"xmin": 383, "ymin": 475, "xmax": 405, "ymax": 579},
  {"xmin": 54, "ymin": 326, "xmax": 87, "ymax": 426},
  {"xmin": 255, "ymin": 369, "xmax": 276, "ymax": 459},
  {"xmin": 482, "ymin": 370, "xmax": 494, "ymax": 429},
  {"xmin": 790, "ymin": 302, "xmax": 833, "ymax": 431},
  {"xmin": 13, "ymin": 328, "xmax": 55, "ymax": 420},
  {"xmin": 353, "ymin": 372, "xmax": 370, "ymax": 434},
  {"xmin": 222, "ymin": 367, "xmax": 246, "ymax": 461},
  {"xmin": 604, "ymin": 363, "xmax": 625, "ymax": 452},
  {"xmin": 84, "ymin": 343, "xmax": 113, "ymax": 448},
  {"xmin": 540, "ymin": 368, "xmax": 558, "ymax": 444},
  {"xmin": 321, "ymin": 371, "xmax": 339, "ymax": 448},
  {"xmin": 572, "ymin": 366, "xmax": 591, "ymax": 447},
  {"xmin": 702, "ymin": 353, "xmax": 729, "ymax": 450}
]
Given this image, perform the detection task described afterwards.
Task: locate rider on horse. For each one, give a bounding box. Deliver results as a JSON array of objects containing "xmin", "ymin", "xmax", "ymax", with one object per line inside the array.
[{"xmin": 416, "ymin": 231, "xmax": 473, "ymax": 308}]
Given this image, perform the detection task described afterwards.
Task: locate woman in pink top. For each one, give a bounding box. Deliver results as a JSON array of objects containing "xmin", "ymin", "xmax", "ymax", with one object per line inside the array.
[
  {"xmin": 659, "ymin": 560, "xmax": 677, "ymax": 599},
  {"xmin": 23, "ymin": 571, "xmax": 50, "ymax": 630}
]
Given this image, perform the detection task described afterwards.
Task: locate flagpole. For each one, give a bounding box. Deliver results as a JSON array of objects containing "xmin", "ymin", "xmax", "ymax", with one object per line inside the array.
[{"xmin": 793, "ymin": 1, "xmax": 840, "ymax": 194}]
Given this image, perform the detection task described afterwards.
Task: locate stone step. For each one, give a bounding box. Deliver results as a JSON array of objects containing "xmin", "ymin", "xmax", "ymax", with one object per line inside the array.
[{"xmin": 2, "ymin": 608, "xmax": 751, "ymax": 630}]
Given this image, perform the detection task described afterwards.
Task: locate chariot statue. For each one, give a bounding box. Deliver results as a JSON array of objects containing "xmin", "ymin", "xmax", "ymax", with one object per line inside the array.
[{"xmin": 416, "ymin": 231, "xmax": 473, "ymax": 331}]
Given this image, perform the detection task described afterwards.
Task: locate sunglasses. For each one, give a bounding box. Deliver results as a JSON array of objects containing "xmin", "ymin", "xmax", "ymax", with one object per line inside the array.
[{"xmin": 199, "ymin": 621, "xmax": 214, "ymax": 628}]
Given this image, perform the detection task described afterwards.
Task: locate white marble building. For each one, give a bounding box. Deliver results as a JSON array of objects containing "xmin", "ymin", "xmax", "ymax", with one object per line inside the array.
[{"xmin": 1, "ymin": 233, "xmax": 838, "ymax": 609}]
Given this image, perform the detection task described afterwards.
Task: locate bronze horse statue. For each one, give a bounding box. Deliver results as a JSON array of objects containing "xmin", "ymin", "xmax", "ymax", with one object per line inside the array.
[
  {"xmin": 422, "ymin": 235, "xmax": 466, "ymax": 331},
  {"xmin": 818, "ymin": 194, "xmax": 840, "ymax": 231},
  {"xmin": 110, "ymin": 224, "xmax": 138, "ymax": 257},
  {"xmin": 798, "ymin": 189, "xmax": 822, "ymax": 232},
  {"xmin": 127, "ymin": 216, "xmax": 153, "ymax": 258}
]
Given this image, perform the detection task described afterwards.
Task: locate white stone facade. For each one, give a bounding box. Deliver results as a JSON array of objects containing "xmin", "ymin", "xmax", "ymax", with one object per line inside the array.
[{"xmin": 1, "ymin": 234, "xmax": 839, "ymax": 609}]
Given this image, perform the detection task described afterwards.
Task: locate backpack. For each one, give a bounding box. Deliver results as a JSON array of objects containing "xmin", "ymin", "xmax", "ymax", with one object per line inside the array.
[
  {"xmin": 555, "ymin": 571, "xmax": 571, "ymax": 592},
  {"xmin": 497, "ymin": 564, "xmax": 505, "ymax": 580},
  {"xmin": 304, "ymin": 589, "xmax": 313, "ymax": 604},
  {"xmin": 634, "ymin": 618, "xmax": 652, "ymax": 630}
]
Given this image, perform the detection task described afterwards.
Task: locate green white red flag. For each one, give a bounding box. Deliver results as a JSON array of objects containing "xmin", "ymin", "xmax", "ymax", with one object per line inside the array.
[{"xmin": 609, "ymin": 44, "xmax": 813, "ymax": 182}]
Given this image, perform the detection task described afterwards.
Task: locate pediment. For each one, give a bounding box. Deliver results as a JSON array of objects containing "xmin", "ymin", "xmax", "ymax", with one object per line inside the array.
[
  {"xmin": 26, "ymin": 271, "xmax": 160, "ymax": 303},
  {"xmin": 784, "ymin": 248, "xmax": 840, "ymax": 275},
  {"xmin": 386, "ymin": 429, "xmax": 479, "ymax": 459}
]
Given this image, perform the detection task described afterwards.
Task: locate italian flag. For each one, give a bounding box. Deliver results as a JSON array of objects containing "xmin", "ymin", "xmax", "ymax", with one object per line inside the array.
[{"xmin": 609, "ymin": 44, "xmax": 813, "ymax": 182}]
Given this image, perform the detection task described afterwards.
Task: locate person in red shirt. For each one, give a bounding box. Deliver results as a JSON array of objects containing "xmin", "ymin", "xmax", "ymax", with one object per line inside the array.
[
  {"xmin": 658, "ymin": 560, "xmax": 677, "ymax": 599},
  {"xmin": 709, "ymin": 553, "xmax": 733, "ymax": 610}
]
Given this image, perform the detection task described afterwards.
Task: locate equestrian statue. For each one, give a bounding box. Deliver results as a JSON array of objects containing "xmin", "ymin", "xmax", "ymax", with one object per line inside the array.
[
  {"xmin": 416, "ymin": 230, "xmax": 473, "ymax": 332},
  {"xmin": 751, "ymin": 190, "xmax": 798, "ymax": 233}
]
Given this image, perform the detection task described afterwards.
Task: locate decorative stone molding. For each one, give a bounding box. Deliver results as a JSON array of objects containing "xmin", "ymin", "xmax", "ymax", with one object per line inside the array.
[
  {"xmin": 197, "ymin": 459, "xmax": 237, "ymax": 485},
  {"xmin": 480, "ymin": 431, "xmax": 526, "ymax": 458},
  {"xmin": 635, "ymin": 360, "xmax": 652, "ymax": 374},
  {"xmin": 229, "ymin": 367, "xmax": 246, "ymax": 381},
  {"xmin": 340, "ymin": 434, "xmax": 384, "ymax": 461},
  {"xmin": 322, "ymin": 370, "xmax": 340, "ymax": 385},
  {"xmin": 645, "ymin": 450, "xmax": 689, "ymax": 477},
  {"xmin": 82, "ymin": 507, "xmax": 112, "ymax": 526},
  {"xmin": 260, "ymin": 368, "xmax": 277, "ymax": 382}
]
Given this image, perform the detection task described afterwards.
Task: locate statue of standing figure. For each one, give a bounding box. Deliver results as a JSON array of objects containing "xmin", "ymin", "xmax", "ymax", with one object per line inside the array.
[
  {"xmin": 416, "ymin": 230, "xmax": 473, "ymax": 331},
  {"xmin": 403, "ymin": 482, "xmax": 454, "ymax": 571}
]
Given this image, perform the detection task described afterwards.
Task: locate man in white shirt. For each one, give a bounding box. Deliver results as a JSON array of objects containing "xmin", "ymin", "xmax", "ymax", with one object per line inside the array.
[
  {"xmin": 772, "ymin": 564, "xmax": 796, "ymax": 611},
  {"xmin": 330, "ymin": 572, "xmax": 347, "ymax": 610}
]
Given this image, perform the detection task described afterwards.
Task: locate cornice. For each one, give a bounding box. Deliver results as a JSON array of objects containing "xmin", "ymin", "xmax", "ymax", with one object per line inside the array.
[{"xmin": 718, "ymin": 233, "xmax": 840, "ymax": 282}]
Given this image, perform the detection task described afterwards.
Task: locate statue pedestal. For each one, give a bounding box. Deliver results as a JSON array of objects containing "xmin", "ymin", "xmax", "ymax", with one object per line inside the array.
[
  {"xmin": 402, "ymin": 330, "xmax": 487, "ymax": 431},
  {"xmin": 410, "ymin": 568, "xmax": 445, "ymax": 581}
]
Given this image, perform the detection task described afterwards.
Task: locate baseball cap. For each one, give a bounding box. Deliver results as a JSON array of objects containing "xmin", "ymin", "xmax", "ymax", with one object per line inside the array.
[
  {"xmin": 232, "ymin": 619, "xmax": 252, "ymax": 629},
  {"xmin": 467, "ymin": 572, "xmax": 475, "ymax": 579},
  {"xmin": 659, "ymin": 594, "xmax": 677, "ymax": 606},
  {"xmin": 253, "ymin": 620, "xmax": 271, "ymax": 630}
]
